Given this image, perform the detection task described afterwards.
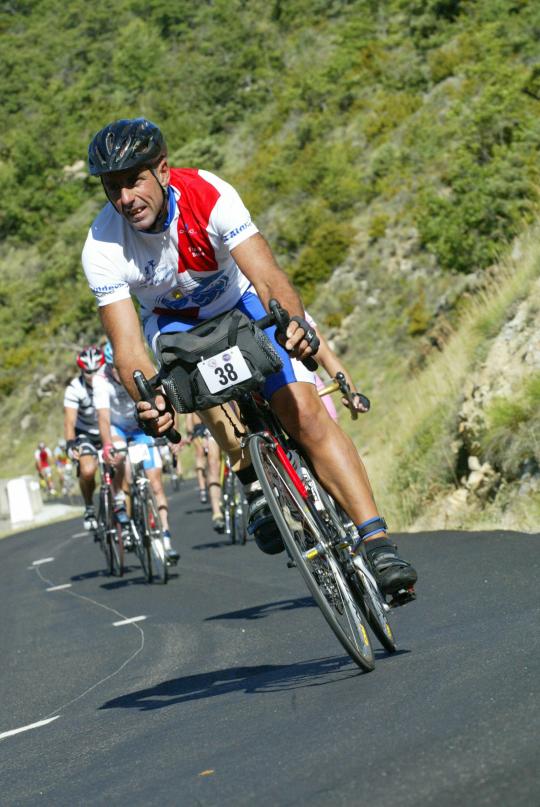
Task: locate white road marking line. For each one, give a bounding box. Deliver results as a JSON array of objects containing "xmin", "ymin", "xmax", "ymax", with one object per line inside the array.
[
  {"xmin": 33, "ymin": 565, "xmax": 146, "ymax": 718},
  {"xmin": 0, "ymin": 716, "xmax": 60, "ymax": 741},
  {"xmin": 113, "ymin": 616, "xmax": 147, "ymax": 627},
  {"xmin": 32, "ymin": 558, "xmax": 54, "ymax": 566},
  {"xmin": 46, "ymin": 584, "xmax": 72, "ymax": 592},
  {"xmin": 71, "ymin": 531, "xmax": 88, "ymax": 539}
]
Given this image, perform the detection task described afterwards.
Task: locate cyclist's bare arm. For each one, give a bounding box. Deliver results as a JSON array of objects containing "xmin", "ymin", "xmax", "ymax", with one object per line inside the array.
[
  {"xmin": 99, "ymin": 299, "xmax": 156, "ymax": 399},
  {"xmin": 97, "ymin": 407, "xmax": 114, "ymax": 447},
  {"xmin": 99, "ymin": 299, "xmax": 174, "ymax": 433},
  {"xmin": 231, "ymin": 234, "xmax": 315, "ymax": 360},
  {"xmin": 315, "ymin": 331, "xmax": 357, "ymax": 393},
  {"xmin": 64, "ymin": 406, "xmax": 77, "ymax": 442}
]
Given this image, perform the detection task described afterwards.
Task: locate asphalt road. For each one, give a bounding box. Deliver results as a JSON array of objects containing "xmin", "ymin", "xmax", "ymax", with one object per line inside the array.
[{"xmin": 1, "ymin": 482, "xmax": 539, "ymax": 806}]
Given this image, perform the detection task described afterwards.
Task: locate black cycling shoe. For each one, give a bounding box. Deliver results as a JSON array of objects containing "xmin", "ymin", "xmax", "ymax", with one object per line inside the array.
[
  {"xmin": 212, "ymin": 515, "xmax": 225, "ymax": 534},
  {"xmin": 364, "ymin": 541, "xmax": 418, "ymax": 597},
  {"xmin": 247, "ymin": 493, "xmax": 284, "ymax": 555}
]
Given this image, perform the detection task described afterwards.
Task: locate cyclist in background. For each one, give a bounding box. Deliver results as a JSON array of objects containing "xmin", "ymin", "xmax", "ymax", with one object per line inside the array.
[
  {"xmin": 94, "ymin": 341, "xmax": 180, "ymax": 564},
  {"xmin": 34, "ymin": 442, "xmax": 56, "ymax": 495},
  {"xmin": 64, "ymin": 346, "xmax": 103, "ymax": 530},
  {"xmin": 306, "ymin": 313, "xmax": 370, "ymax": 421},
  {"xmin": 53, "ymin": 439, "xmax": 72, "ymax": 494},
  {"xmin": 186, "ymin": 413, "xmax": 225, "ymax": 533}
]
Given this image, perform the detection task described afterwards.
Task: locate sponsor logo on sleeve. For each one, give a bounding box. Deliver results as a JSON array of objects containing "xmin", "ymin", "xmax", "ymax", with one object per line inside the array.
[
  {"xmin": 91, "ymin": 282, "xmax": 127, "ymax": 299},
  {"xmin": 222, "ymin": 220, "xmax": 252, "ymax": 244}
]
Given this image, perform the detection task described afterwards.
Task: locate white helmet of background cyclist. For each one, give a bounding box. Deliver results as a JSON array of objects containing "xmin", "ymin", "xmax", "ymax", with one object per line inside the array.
[{"xmin": 77, "ymin": 346, "xmax": 105, "ymax": 374}]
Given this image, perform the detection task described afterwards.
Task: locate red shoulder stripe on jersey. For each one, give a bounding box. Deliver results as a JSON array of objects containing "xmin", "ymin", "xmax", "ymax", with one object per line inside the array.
[{"xmin": 170, "ymin": 169, "xmax": 219, "ymax": 274}]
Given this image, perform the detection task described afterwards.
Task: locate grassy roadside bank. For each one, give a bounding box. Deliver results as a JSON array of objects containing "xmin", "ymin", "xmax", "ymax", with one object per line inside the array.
[{"xmin": 337, "ymin": 230, "xmax": 540, "ymax": 533}]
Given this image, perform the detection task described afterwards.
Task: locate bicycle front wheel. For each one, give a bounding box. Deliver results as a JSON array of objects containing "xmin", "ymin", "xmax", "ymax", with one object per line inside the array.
[
  {"xmin": 137, "ymin": 484, "xmax": 169, "ymax": 583},
  {"xmin": 250, "ymin": 436, "xmax": 374, "ymax": 672},
  {"xmin": 315, "ymin": 488, "xmax": 397, "ymax": 654},
  {"xmin": 97, "ymin": 487, "xmax": 114, "ymax": 575}
]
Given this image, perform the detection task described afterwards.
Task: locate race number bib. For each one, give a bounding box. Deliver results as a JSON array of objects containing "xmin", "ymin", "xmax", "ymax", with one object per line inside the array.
[
  {"xmin": 197, "ymin": 346, "xmax": 252, "ymax": 394},
  {"xmin": 128, "ymin": 443, "xmax": 151, "ymax": 464}
]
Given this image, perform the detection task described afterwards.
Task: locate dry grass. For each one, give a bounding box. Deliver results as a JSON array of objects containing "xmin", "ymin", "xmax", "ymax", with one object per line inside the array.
[{"xmin": 340, "ymin": 230, "xmax": 540, "ymax": 529}]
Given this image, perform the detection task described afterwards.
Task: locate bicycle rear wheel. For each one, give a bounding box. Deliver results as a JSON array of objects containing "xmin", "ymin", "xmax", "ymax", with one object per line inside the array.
[
  {"xmin": 222, "ymin": 474, "xmax": 236, "ymax": 544},
  {"xmin": 145, "ymin": 488, "xmax": 168, "ymax": 584},
  {"xmin": 233, "ymin": 479, "xmax": 249, "ymax": 546},
  {"xmin": 250, "ymin": 435, "xmax": 374, "ymax": 672}
]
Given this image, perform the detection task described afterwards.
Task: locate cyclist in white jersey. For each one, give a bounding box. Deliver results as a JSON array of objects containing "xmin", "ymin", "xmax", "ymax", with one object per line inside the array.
[
  {"xmin": 94, "ymin": 341, "xmax": 179, "ymax": 563},
  {"xmin": 82, "ymin": 118, "xmax": 417, "ymax": 597},
  {"xmin": 64, "ymin": 346, "xmax": 104, "ymax": 530}
]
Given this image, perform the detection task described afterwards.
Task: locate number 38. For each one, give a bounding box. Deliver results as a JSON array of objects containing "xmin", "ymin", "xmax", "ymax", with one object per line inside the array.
[{"xmin": 214, "ymin": 363, "xmax": 239, "ymax": 386}]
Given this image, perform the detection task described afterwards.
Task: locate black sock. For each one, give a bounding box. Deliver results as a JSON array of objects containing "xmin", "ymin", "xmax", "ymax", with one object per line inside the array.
[{"xmin": 236, "ymin": 465, "xmax": 258, "ymax": 485}]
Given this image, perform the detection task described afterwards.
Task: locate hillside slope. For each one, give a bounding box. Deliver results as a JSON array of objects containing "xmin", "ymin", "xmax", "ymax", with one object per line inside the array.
[{"xmin": 1, "ymin": 0, "xmax": 539, "ymax": 528}]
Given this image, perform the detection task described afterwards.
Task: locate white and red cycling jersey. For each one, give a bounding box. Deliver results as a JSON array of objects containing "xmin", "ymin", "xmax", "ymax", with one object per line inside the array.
[
  {"xmin": 82, "ymin": 169, "xmax": 259, "ymax": 349},
  {"xmin": 34, "ymin": 447, "xmax": 52, "ymax": 470}
]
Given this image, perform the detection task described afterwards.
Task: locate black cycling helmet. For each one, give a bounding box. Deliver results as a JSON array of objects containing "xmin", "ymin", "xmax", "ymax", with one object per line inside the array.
[{"xmin": 88, "ymin": 118, "xmax": 167, "ymax": 177}]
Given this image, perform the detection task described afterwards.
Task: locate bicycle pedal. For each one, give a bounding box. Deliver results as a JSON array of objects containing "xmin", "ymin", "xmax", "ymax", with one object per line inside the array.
[{"xmin": 389, "ymin": 586, "xmax": 416, "ymax": 608}]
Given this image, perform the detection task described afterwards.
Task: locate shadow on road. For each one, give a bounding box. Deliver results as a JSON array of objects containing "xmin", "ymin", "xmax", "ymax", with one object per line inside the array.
[
  {"xmin": 99, "ymin": 571, "xmax": 180, "ymax": 589},
  {"xmin": 206, "ymin": 596, "xmax": 316, "ymax": 622},
  {"xmin": 70, "ymin": 568, "xmax": 180, "ymax": 587},
  {"xmin": 100, "ymin": 655, "xmax": 363, "ymax": 711},
  {"xmin": 192, "ymin": 539, "xmax": 237, "ymax": 550}
]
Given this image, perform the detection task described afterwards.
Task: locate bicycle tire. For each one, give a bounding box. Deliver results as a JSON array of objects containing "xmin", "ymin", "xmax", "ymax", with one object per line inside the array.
[
  {"xmin": 144, "ymin": 487, "xmax": 168, "ymax": 584},
  {"xmin": 234, "ymin": 479, "xmax": 249, "ymax": 546},
  {"xmin": 222, "ymin": 474, "xmax": 236, "ymax": 544},
  {"xmin": 110, "ymin": 521, "xmax": 125, "ymax": 577},
  {"xmin": 132, "ymin": 487, "xmax": 152, "ymax": 581},
  {"xmin": 315, "ymin": 489, "xmax": 396, "ymax": 653},
  {"xmin": 250, "ymin": 435, "xmax": 374, "ymax": 672},
  {"xmin": 97, "ymin": 487, "xmax": 114, "ymax": 575}
]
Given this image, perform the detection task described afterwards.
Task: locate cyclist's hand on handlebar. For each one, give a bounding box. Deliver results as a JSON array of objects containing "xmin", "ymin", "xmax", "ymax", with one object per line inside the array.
[
  {"xmin": 136, "ymin": 393, "xmax": 175, "ymax": 436},
  {"xmin": 277, "ymin": 316, "xmax": 320, "ymax": 361},
  {"xmin": 66, "ymin": 439, "xmax": 79, "ymax": 461},
  {"xmin": 343, "ymin": 391, "xmax": 370, "ymax": 414},
  {"xmin": 102, "ymin": 442, "xmax": 121, "ymax": 466}
]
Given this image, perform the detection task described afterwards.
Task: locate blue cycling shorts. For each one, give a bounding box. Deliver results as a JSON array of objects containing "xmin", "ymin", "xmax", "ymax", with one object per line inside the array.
[
  {"xmin": 144, "ymin": 289, "xmax": 315, "ymax": 400},
  {"xmin": 110, "ymin": 425, "xmax": 162, "ymax": 471}
]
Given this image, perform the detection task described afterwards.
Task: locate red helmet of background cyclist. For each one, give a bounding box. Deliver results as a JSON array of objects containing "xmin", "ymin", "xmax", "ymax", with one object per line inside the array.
[{"xmin": 77, "ymin": 346, "xmax": 105, "ymax": 373}]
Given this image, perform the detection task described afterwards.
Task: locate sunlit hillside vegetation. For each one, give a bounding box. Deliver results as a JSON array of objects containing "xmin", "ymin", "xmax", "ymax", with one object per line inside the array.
[{"xmin": 1, "ymin": 0, "xmax": 540, "ymax": 525}]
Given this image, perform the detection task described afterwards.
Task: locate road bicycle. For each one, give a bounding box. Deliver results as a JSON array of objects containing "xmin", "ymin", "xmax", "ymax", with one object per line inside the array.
[
  {"xmin": 78, "ymin": 441, "xmax": 124, "ymax": 577},
  {"xmin": 221, "ymin": 454, "xmax": 249, "ymax": 545},
  {"xmin": 135, "ymin": 300, "xmax": 398, "ymax": 671},
  {"xmin": 115, "ymin": 438, "xmax": 169, "ymax": 585}
]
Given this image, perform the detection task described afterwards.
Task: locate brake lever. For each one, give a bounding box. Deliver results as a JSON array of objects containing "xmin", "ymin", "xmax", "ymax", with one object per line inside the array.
[
  {"xmin": 335, "ymin": 371, "xmax": 370, "ymax": 419},
  {"xmin": 133, "ymin": 370, "xmax": 181, "ymax": 444}
]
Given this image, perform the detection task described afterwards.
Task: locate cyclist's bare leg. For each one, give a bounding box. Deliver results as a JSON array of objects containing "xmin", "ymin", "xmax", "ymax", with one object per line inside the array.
[
  {"xmin": 206, "ymin": 438, "xmax": 223, "ymax": 520},
  {"xmin": 193, "ymin": 440, "xmax": 207, "ymax": 498},
  {"xmin": 146, "ymin": 467, "xmax": 169, "ymax": 531},
  {"xmin": 78, "ymin": 454, "xmax": 98, "ymax": 506},
  {"xmin": 270, "ymin": 381, "xmax": 383, "ymax": 532},
  {"xmin": 199, "ymin": 405, "xmax": 252, "ymax": 472}
]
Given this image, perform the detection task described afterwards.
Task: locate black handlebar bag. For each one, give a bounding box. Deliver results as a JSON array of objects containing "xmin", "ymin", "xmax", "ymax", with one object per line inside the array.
[{"xmin": 156, "ymin": 309, "xmax": 283, "ymax": 413}]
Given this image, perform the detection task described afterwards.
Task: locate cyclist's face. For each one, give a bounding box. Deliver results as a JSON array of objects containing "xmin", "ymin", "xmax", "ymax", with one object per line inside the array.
[{"xmin": 101, "ymin": 160, "xmax": 170, "ymax": 231}]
